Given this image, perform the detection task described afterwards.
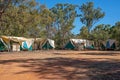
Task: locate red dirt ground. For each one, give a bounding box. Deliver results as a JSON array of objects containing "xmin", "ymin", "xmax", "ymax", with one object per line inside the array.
[{"xmin": 0, "ymin": 50, "xmax": 120, "ymax": 80}]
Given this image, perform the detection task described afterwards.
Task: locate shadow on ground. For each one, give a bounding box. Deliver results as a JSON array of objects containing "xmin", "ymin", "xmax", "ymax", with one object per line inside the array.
[
  {"xmin": 0, "ymin": 57, "xmax": 120, "ymax": 80},
  {"xmin": 79, "ymin": 52, "xmax": 120, "ymax": 56},
  {"xmin": 52, "ymin": 51, "xmax": 120, "ymax": 56}
]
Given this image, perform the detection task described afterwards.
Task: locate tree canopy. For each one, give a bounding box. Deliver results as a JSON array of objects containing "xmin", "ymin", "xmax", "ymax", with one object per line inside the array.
[{"xmin": 80, "ymin": 2, "xmax": 105, "ymax": 32}]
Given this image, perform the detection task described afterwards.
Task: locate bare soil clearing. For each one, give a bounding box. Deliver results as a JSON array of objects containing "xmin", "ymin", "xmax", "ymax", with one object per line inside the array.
[{"xmin": 0, "ymin": 50, "xmax": 120, "ymax": 80}]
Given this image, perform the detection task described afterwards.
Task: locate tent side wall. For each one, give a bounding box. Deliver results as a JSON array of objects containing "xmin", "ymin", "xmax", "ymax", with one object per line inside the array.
[{"xmin": 11, "ymin": 43, "xmax": 20, "ymax": 51}]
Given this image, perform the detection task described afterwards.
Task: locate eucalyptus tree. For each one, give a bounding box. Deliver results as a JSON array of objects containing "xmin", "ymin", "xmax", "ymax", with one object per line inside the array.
[
  {"xmin": 0, "ymin": 0, "xmax": 11, "ymax": 35},
  {"xmin": 0, "ymin": 0, "xmax": 11, "ymax": 19},
  {"xmin": 39, "ymin": 6, "xmax": 56, "ymax": 39},
  {"xmin": 79, "ymin": 26, "xmax": 88, "ymax": 39},
  {"xmin": 0, "ymin": 0, "xmax": 20, "ymax": 36},
  {"xmin": 91, "ymin": 24, "xmax": 111, "ymax": 48},
  {"xmin": 113, "ymin": 22, "xmax": 120, "ymax": 40},
  {"xmin": 22, "ymin": 0, "xmax": 42, "ymax": 38},
  {"xmin": 50, "ymin": 3, "xmax": 77, "ymax": 48},
  {"xmin": 0, "ymin": 0, "xmax": 43, "ymax": 37},
  {"xmin": 80, "ymin": 2, "xmax": 105, "ymax": 33},
  {"xmin": 92, "ymin": 24, "xmax": 111, "ymax": 40},
  {"xmin": 111, "ymin": 22, "xmax": 120, "ymax": 48}
]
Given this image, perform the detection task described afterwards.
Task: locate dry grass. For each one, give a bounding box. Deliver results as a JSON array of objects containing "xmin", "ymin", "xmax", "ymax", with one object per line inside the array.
[{"xmin": 0, "ymin": 50, "xmax": 120, "ymax": 80}]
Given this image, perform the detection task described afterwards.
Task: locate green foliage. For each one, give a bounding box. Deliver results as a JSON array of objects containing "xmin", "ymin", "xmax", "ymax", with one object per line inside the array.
[
  {"xmin": 80, "ymin": 2, "xmax": 105, "ymax": 32},
  {"xmin": 39, "ymin": 6, "xmax": 56, "ymax": 38},
  {"xmin": 0, "ymin": 0, "xmax": 11, "ymax": 19},
  {"xmin": 88, "ymin": 24, "xmax": 111, "ymax": 49},
  {"xmin": 110, "ymin": 22, "xmax": 120, "ymax": 47},
  {"xmin": 0, "ymin": 0, "xmax": 43, "ymax": 38},
  {"xmin": 91, "ymin": 24, "xmax": 111, "ymax": 41},
  {"xmin": 79, "ymin": 26, "xmax": 88, "ymax": 39},
  {"xmin": 111, "ymin": 22, "xmax": 120, "ymax": 39},
  {"xmin": 51, "ymin": 3, "xmax": 77, "ymax": 48}
]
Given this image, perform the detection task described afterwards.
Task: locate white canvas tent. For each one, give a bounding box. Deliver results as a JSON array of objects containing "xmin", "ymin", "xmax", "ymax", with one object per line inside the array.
[
  {"xmin": 1, "ymin": 36, "xmax": 34, "ymax": 51},
  {"xmin": 64, "ymin": 39, "xmax": 93, "ymax": 50},
  {"xmin": 33, "ymin": 38, "xmax": 55, "ymax": 50},
  {"xmin": 101, "ymin": 39, "xmax": 116, "ymax": 50}
]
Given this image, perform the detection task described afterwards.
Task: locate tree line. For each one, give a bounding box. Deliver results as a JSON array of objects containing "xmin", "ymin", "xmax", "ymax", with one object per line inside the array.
[{"xmin": 0, "ymin": 0, "xmax": 120, "ymax": 49}]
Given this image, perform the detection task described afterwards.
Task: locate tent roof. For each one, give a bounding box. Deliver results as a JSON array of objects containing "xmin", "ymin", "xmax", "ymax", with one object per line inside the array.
[{"xmin": 70, "ymin": 39, "xmax": 87, "ymax": 43}]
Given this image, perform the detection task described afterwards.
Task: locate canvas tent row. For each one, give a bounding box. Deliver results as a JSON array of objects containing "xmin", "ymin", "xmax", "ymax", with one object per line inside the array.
[
  {"xmin": 101, "ymin": 39, "xmax": 116, "ymax": 50},
  {"xmin": 64, "ymin": 39, "xmax": 93, "ymax": 50},
  {"xmin": 0, "ymin": 36, "xmax": 34, "ymax": 51},
  {"xmin": 33, "ymin": 38, "xmax": 55, "ymax": 50}
]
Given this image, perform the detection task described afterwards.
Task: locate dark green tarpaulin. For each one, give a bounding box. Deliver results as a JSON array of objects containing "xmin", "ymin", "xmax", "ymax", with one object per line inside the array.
[
  {"xmin": 64, "ymin": 41, "xmax": 75, "ymax": 49},
  {"xmin": 0, "ymin": 40, "xmax": 7, "ymax": 51},
  {"xmin": 42, "ymin": 41, "xmax": 53, "ymax": 49}
]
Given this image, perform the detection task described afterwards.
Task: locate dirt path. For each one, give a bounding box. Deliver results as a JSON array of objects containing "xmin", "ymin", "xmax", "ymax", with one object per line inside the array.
[{"xmin": 0, "ymin": 50, "xmax": 120, "ymax": 80}]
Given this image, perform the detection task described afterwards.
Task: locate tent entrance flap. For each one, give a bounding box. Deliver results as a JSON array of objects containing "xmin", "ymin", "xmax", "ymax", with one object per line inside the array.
[
  {"xmin": 0, "ymin": 40, "xmax": 6, "ymax": 51},
  {"xmin": 106, "ymin": 41, "xmax": 110, "ymax": 48},
  {"xmin": 64, "ymin": 41, "xmax": 75, "ymax": 49},
  {"xmin": 42, "ymin": 40, "xmax": 53, "ymax": 49},
  {"xmin": 0, "ymin": 38, "xmax": 8, "ymax": 51},
  {"xmin": 21, "ymin": 41, "xmax": 33, "ymax": 51},
  {"xmin": 101, "ymin": 39, "xmax": 116, "ymax": 50}
]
